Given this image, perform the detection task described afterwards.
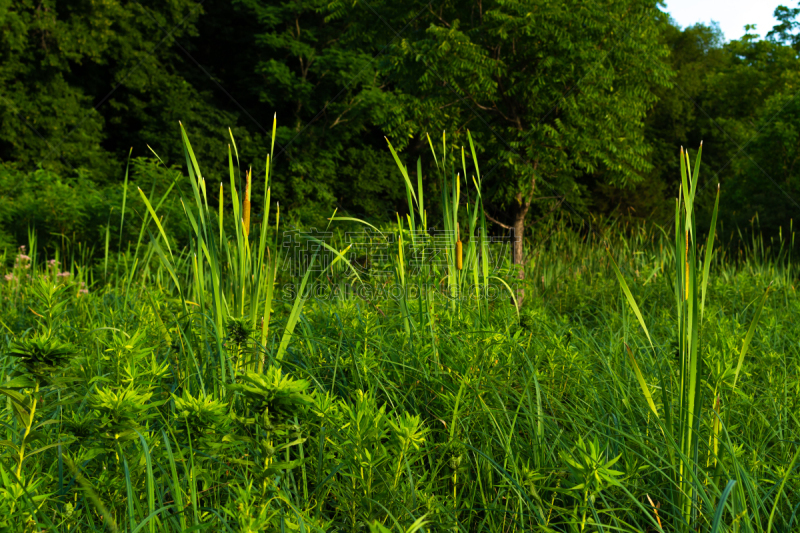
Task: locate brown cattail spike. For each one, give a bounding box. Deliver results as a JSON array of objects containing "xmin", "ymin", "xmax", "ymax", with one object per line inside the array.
[
  {"xmin": 243, "ymin": 168, "xmax": 252, "ymax": 238},
  {"xmin": 456, "ymin": 222, "xmax": 462, "ymax": 270}
]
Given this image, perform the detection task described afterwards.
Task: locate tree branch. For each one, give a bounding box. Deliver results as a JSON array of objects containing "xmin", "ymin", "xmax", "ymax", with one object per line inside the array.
[
  {"xmin": 484, "ymin": 211, "xmax": 512, "ymax": 229},
  {"xmin": 524, "ymin": 162, "xmax": 539, "ymax": 206},
  {"xmin": 524, "ymin": 197, "xmax": 566, "ymax": 228}
]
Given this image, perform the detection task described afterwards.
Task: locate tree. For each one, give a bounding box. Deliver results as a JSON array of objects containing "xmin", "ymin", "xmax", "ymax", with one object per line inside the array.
[
  {"xmin": 727, "ymin": 85, "xmax": 800, "ymax": 233},
  {"xmin": 191, "ymin": 0, "xmax": 409, "ymax": 223},
  {"xmin": 603, "ymin": 14, "xmax": 800, "ymax": 235},
  {"xmin": 625, "ymin": 20, "xmax": 727, "ymax": 222},
  {"xmin": 333, "ymin": 0, "xmax": 672, "ymax": 296},
  {"xmin": 712, "ymin": 10, "xmax": 800, "ymax": 234},
  {"xmin": 0, "ymin": 0, "xmax": 237, "ymax": 180},
  {"xmin": 768, "ymin": 2, "xmax": 800, "ymax": 52},
  {"xmin": 0, "ymin": 0, "xmax": 411, "ymax": 229},
  {"xmin": 681, "ymin": 24, "xmax": 800, "ymax": 234}
]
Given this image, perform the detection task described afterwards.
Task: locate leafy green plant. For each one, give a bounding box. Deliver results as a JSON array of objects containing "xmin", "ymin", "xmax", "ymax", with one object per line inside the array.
[
  {"xmin": 560, "ymin": 436, "xmax": 624, "ymax": 531},
  {"xmin": 1, "ymin": 315, "xmax": 75, "ymax": 479},
  {"xmin": 1, "ymin": 129, "xmax": 797, "ymax": 532},
  {"xmin": 88, "ymin": 385, "xmax": 167, "ymax": 469},
  {"xmin": 608, "ymin": 145, "xmax": 770, "ymax": 531},
  {"xmin": 6, "ymin": 335, "xmax": 73, "ymax": 383},
  {"xmin": 173, "ymin": 390, "xmax": 229, "ymax": 435}
]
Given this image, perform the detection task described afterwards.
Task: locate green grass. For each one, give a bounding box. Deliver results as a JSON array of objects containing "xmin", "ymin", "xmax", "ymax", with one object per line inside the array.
[{"xmin": 0, "ymin": 125, "xmax": 798, "ymax": 532}]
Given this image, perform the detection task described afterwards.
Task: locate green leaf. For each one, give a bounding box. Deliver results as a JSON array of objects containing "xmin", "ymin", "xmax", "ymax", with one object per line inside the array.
[
  {"xmin": 606, "ymin": 248, "xmax": 655, "ymax": 349},
  {"xmin": 138, "ymin": 188, "xmax": 173, "ymax": 258},
  {"xmin": 732, "ymin": 286, "xmax": 770, "ymax": 392},
  {"xmin": 1, "ymin": 376, "xmax": 36, "ymax": 389},
  {"xmin": 0, "ymin": 440, "xmax": 19, "ymax": 453}
]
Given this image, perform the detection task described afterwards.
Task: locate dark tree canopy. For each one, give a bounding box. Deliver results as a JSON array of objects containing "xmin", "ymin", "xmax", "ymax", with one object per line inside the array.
[
  {"xmin": 2, "ymin": 0, "xmax": 800, "ymax": 252},
  {"xmin": 332, "ymin": 0, "xmax": 672, "ymax": 265}
]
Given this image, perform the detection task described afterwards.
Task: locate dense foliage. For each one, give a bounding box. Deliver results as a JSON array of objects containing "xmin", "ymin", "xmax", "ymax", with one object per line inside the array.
[
  {"xmin": 0, "ymin": 124, "xmax": 798, "ymax": 532},
  {"xmin": 4, "ymin": 1, "xmax": 800, "ymax": 255},
  {"xmin": 2, "ymin": 3, "xmax": 800, "ymax": 528}
]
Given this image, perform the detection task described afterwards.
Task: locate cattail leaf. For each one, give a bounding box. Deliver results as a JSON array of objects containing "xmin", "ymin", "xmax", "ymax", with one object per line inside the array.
[
  {"xmin": 606, "ymin": 247, "xmax": 655, "ymax": 350},
  {"xmin": 147, "ymin": 231, "xmax": 182, "ymax": 299},
  {"xmin": 270, "ymin": 112, "xmax": 277, "ymax": 159},
  {"xmin": 417, "ymin": 157, "xmax": 425, "ymax": 228},
  {"xmin": 680, "ymin": 148, "xmax": 694, "ymax": 238},
  {"xmin": 305, "ymin": 236, "xmax": 361, "ymax": 283},
  {"xmin": 385, "ymin": 137, "xmax": 419, "ymax": 210},
  {"xmin": 328, "ymin": 216, "xmax": 385, "ymax": 237},
  {"xmin": 710, "ymin": 479, "xmax": 737, "ymax": 533},
  {"xmin": 732, "ymin": 286, "xmax": 770, "ymax": 391},
  {"xmin": 701, "ymin": 185, "xmax": 720, "ymax": 318},
  {"xmin": 690, "ymin": 142, "xmax": 702, "ymax": 204},
  {"xmin": 490, "ymin": 276, "xmax": 519, "ymax": 318},
  {"xmin": 119, "ymin": 148, "xmax": 132, "ymax": 250},
  {"xmin": 467, "ymin": 130, "xmax": 481, "ymax": 187},
  {"xmin": 276, "ymin": 251, "xmax": 316, "ymax": 363},
  {"xmin": 228, "ymin": 127, "xmax": 240, "ymax": 167},
  {"xmin": 624, "ymin": 343, "xmax": 660, "ymax": 421},
  {"xmin": 426, "ymin": 132, "xmax": 440, "ymax": 171},
  {"xmin": 138, "ymin": 188, "xmax": 173, "ymax": 258}
]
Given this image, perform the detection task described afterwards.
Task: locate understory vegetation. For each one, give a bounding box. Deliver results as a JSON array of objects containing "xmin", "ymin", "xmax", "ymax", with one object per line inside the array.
[{"xmin": 0, "ymin": 127, "xmax": 798, "ymax": 533}]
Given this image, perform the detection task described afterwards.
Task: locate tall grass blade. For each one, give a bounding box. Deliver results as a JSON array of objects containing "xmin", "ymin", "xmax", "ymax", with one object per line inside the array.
[
  {"xmin": 766, "ymin": 445, "xmax": 800, "ymax": 533},
  {"xmin": 732, "ymin": 286, "xmax": 770, "ymax": 391},
  {"xmin": 711, "ymin": 479, "xmax": 737, "ymax": 533},
  {"xmin": 275, "ymin": 251, "xmax": 316, "ymax": 363},
  {"xmin": 701, "ymin": 185, "xmax": 720, "ymax": 317},
  {"xmin": 137, "ymin": 432, "xmax": 156, "ymax": 533},
  {"xmin": 606, "ymin": 248, "xmax": 655, "ymax": 349},
  {"xmin": 119, "ymin": 147, "xmax": 132, "ymax": 250},
  {"xmin": 138, "ymin": 188, "xmax": 174, "ymax": 258}
]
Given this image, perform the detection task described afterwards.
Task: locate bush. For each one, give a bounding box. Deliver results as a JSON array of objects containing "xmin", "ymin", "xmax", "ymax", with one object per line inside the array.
[{"xmin": 0, "ymin": 159, "xmax": 197, "ymax": 263}]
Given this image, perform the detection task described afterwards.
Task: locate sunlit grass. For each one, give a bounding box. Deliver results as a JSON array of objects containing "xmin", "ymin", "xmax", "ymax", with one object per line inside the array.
[{"xmin": 0, "ymin": 127, "xmax": 797, "ymax": 532}]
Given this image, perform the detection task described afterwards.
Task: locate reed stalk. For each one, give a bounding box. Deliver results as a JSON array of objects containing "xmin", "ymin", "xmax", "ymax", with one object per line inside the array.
[{"xmin": 608, "ymin": 144, "xmax": 769, "ymax": 530}]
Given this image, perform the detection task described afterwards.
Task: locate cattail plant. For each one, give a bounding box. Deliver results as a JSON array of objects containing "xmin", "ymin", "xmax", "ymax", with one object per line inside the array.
[
  {"xmin": 456, "ymin": 223, "xmax": 463, "ymax": 271},
  {"xmin": 138, "ymin": 116, "xmax": 304, "ymax": 393},
  {"xmin": 608, "ymin": 144, "xmax": 769, "ymax": 531},
  {"xmin": 243, "ymin": 168, "xmax": 251, "ymax": 238},
  {"xmin": 380, "ymin": 130, "xmax": 510, "ymax": 323}
]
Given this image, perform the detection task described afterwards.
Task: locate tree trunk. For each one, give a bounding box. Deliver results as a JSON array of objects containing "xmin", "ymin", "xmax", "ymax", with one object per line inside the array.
[
  {"xmin": 484, "ymin": 167, "xmax": 537, "ymax": 309},
  {"xmin": 512, "ymin": 200, "xmax": 530, "ymax": 306}
]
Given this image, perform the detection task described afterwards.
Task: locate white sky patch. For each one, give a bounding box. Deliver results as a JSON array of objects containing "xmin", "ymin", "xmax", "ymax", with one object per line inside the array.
[{"xmin": 661, "ymin": 0, "xmax": 790, "ymax": 40}]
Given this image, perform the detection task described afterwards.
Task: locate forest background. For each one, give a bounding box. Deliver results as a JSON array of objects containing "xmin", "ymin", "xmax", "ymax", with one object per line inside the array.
[{"xmin": 3, "ymin": 0, "xmax": 800, "ymax": 256}]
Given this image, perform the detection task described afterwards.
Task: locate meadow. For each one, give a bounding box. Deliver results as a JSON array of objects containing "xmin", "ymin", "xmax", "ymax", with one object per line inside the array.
[{"xmin": 0, "ymin": 124, "xmax": 797, "ymax": 533}]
